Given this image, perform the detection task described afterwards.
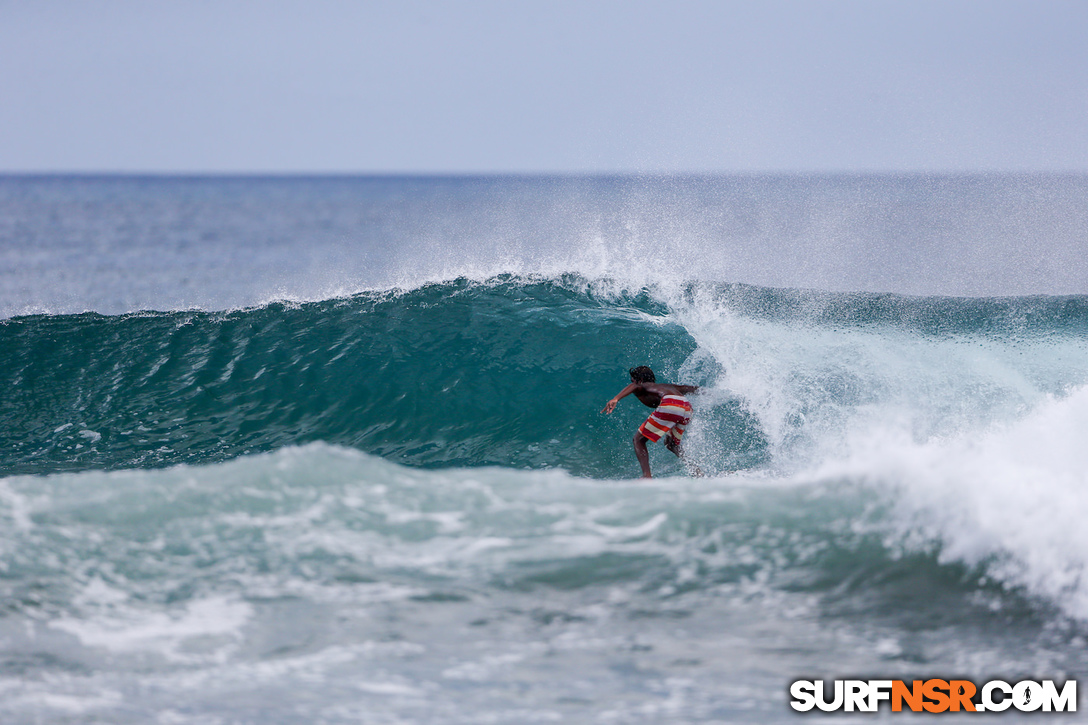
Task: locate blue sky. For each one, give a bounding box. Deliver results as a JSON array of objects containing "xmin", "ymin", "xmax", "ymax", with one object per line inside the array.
[{"xmin": 2, "ymin": 0, "xmax": 1086, "ymax": 173}]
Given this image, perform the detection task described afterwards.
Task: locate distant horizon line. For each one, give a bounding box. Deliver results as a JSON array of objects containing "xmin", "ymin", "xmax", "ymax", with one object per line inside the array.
[{"xmin": 3, "ymin": 169, "xmax": 1087, "ymax": 179}]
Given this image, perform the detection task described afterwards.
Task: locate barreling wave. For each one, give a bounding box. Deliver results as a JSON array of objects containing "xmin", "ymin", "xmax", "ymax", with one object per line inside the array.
[
  {"xmin": 0, "ymin": 276, "xmax": 702, "ymax": 477},
  {"xmin": 2, "ymin": 274, "xmax": 1087, "ymax": 480}
]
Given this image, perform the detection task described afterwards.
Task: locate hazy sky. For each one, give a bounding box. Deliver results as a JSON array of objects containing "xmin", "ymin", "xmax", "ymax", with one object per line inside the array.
[{"xmin": 2, "ymin": 0, "xmax": 1086, "ymax": 173}]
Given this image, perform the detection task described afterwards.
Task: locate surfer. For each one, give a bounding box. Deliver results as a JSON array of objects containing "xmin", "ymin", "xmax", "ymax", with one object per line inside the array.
[{"xmin": 601, "ymin": 366, "xmax": 700, "ymax": 478}]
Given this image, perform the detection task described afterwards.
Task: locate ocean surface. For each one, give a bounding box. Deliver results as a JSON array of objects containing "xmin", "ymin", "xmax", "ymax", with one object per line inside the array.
[{"xmin": 1, "ymin": 174, "xmax": 1087, "ymax": 723}]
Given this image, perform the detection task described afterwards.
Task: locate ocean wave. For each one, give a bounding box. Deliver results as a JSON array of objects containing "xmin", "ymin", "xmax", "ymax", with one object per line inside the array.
[
  {"xmin": 820, "ymin": 384, "xmax": 1088, "ymax": 620},
  {"xmin": 2, "ymin": 275, "xmax": 1086, "ymax": 479},
  {"xmin": 3, "ymin": 443, "xmax": 1086, "ymax": 624},
  {"xmin": 0, "ymin": 276, "xmax": 699, "ymax": 477}
]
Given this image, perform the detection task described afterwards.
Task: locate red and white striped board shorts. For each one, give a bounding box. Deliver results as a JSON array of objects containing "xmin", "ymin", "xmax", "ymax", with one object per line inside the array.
[{"xmin": 637, "ymin": 395, "xmax": 692, "ymax": 444}]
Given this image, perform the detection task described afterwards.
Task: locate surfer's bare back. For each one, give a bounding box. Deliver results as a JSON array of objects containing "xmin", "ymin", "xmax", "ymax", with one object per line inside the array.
[{"xmin": 601, "ymin": 366, "xmax": 699, "ymax": 478}]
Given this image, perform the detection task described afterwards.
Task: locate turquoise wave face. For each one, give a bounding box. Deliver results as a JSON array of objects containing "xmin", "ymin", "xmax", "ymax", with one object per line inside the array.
[
  {"xmin": 0, "ymin": 277, "xmax": 729, "ymax": 477},
  {"xmin": 3, "ymin": 275, "xmax": 1087, "ymax": 479}
]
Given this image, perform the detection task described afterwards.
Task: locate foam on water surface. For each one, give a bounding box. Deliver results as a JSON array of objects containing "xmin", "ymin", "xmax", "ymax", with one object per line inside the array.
[{"xmin": 2, "ymin": 446, "xmax": 1085, "ymax": 723}]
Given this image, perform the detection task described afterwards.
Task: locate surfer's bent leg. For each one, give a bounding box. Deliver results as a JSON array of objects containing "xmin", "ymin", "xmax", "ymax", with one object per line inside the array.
[
  {"xmin": 664, "ymin": 436, "xmax": 682, "ymax": 457},
  {"xmin": 665, "ymin": 435, "xmax": 704, "ymax": 477},
  {"xmin": 633, "ymin": 432, "xmax": 653, "ymax": 478}
]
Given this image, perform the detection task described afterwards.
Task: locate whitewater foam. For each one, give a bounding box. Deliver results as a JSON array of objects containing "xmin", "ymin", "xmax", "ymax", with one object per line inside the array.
[
  {"xmin": 821, "ymin": 385, "xmax": 1088, "ymax": 620},
  {"xmin": 664, "ymin": 282, "xmax": 1088, "ymax": 472},
  {"xmin": 2, "ymin": 443, "xmax": 1086, "ymax": 724},
  {"xmin": 51, "ymin": 594, "xmax": 253, "ymax": 663}
]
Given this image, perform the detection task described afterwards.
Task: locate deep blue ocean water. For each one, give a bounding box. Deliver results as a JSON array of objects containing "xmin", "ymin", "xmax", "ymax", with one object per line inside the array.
[{"xmin": 1, "ymin": 174, "xmax": 1087, "ymax": 723}]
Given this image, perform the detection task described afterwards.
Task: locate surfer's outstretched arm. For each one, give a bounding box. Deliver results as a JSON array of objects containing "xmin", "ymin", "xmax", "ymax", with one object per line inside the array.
[{"xmin": 601, "ymin": 383, "xmax": 640, "ymax": 414}]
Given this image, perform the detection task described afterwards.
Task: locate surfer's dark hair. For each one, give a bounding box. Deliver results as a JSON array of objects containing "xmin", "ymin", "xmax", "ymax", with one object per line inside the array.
[{"xmin": 629, "ymin": 366, "xmax": 655, "ymax": 383}]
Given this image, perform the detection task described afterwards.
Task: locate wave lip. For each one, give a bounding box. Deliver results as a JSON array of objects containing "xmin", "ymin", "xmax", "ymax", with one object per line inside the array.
[{"xmin": 6, "ymin": 174, "xmax": 1088, "ymax": 320}]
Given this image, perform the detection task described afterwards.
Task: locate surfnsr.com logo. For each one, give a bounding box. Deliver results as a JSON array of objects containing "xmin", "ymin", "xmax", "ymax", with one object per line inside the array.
[{"xmin": 790, "ymin": 679, "xmax": 1077, "ymax": 713}]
